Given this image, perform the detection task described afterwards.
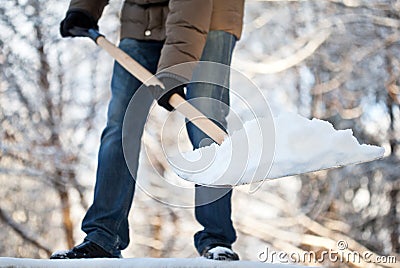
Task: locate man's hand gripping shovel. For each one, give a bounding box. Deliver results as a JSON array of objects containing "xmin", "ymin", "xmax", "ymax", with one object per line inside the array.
[{"xmin": 69, "ymin": 28, "xmax": 227, "ymax": 146}]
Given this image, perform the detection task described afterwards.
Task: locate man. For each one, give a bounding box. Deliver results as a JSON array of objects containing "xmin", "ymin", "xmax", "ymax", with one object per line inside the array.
[{"xmin": 51, "ymin": 0, "xmax": 244, "ymax": 261}]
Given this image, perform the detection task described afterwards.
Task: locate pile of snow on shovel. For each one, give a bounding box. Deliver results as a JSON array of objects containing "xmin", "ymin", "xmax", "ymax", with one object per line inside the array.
[{"xmin": 170, "ymin": 111, "xmax": 384, "ymax": 185}]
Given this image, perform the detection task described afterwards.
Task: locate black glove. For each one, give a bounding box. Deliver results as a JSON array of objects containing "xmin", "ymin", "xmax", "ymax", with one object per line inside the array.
[
  {"xmin": 60, "ymin": 11, "xmax": 98, "ymax": 37},
  {"xmin": 150, "ymin": 74, "xmax": 186, "ymax": 112}
]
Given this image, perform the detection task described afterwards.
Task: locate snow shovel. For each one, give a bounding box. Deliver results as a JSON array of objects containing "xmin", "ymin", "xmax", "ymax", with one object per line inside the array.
[
  {"xmin": 69, "ymin": 28, "xmax": 385, "ymax": 186},
  {"xmin": 70, "ymin": 28, "xmax": 227, "ymax": 146}
]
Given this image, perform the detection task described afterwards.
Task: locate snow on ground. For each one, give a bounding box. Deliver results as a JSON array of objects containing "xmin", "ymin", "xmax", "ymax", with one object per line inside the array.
[
  {"xmin": 170, "ymin": 111, "xmax": 385, "ymax": 186},
  {"xmin": 0, "ymin": 257, "xmax": 306, "ymax": 268}
]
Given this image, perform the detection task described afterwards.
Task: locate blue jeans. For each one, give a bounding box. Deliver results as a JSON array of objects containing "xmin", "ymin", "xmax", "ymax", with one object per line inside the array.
[{"xmin": 82, "ymin": 31, "xmax": 237, "ymax": 256}]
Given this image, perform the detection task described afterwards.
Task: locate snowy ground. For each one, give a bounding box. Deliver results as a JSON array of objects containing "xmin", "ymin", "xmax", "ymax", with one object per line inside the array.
[{"xmin": 0, "ymin": 257, "xmax": 306, "ymax": 268}]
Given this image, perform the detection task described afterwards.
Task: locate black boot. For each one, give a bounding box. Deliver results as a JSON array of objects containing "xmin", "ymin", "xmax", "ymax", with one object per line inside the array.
[
  {"xmin": 50, "ymin": 241, "xmax": 120, "ymax": 259},
  {"xmin": 201, "ymin": 245, "xmax": 239, "ymax": 261}
]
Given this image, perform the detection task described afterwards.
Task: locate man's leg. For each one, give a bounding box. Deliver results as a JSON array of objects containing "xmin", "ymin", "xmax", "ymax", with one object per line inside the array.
[
  {"xmin": 185, "ymin": 30, "xmax": 237, "ymax": 255},
  {"xmin": 81, "ymin": 39, "xmax": 163, "ymax": 256}
]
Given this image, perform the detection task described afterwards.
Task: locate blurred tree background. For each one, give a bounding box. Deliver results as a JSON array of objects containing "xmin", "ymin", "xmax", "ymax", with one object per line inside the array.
[{"xmin": 0, "ymin": 0, "xmax": 399, "ymax": 267}]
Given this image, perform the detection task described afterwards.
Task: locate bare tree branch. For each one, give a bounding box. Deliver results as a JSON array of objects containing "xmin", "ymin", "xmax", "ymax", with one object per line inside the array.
[{"xmin": 0, "ymin": 207, "xmax": 52, "ymax": 256}]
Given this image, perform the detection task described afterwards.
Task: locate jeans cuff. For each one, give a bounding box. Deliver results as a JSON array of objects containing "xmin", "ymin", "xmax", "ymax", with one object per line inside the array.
[{"xmin": 85, "ymin": 232, "xmax": 122, "ymax": 257}]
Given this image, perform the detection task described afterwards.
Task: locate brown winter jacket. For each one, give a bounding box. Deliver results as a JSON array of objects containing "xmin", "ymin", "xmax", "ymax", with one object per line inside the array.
[{"xmin": 68, "ymin": 0, "xmax": 244, "ymax": 75}]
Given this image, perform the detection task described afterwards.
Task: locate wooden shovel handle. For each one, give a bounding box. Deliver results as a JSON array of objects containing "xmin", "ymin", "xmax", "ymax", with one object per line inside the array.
[{"xmin": 95, "ymin": 36, "xmax": 227, "ymax": 145}]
